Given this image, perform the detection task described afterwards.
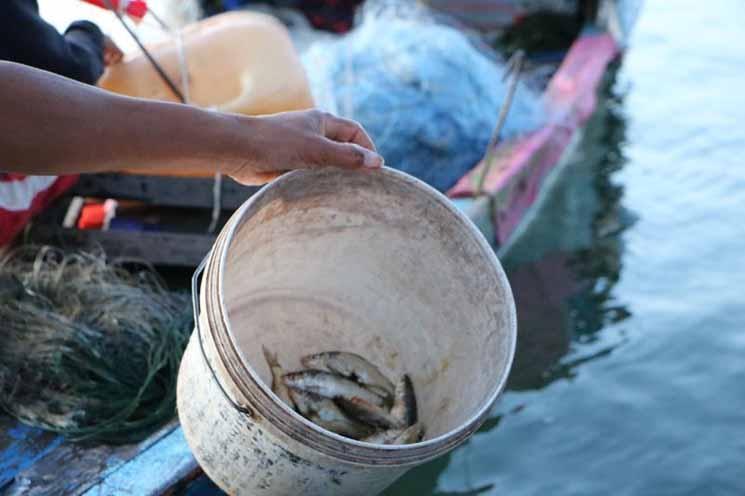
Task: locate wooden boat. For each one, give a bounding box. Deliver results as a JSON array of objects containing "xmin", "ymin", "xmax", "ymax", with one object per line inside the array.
[{"xmin": 2, "ymin": 1, "xmax": 639, "ymax": 493}]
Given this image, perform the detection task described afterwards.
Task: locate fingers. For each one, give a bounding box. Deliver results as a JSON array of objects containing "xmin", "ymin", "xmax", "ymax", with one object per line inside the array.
[
  {"xmin": 232, "ymin": 170, "xmax": 282, "ymax": 186},
  {"xmin": 104, "ymin": 52, "xmax": 121, "ymax": 66},
  {"xmin": 110, "ymin": 50, "xmax": 123, "ymax": 64},
  {"xmin": 322, "ymin": 114, "xmax": 377, "ymax": 152},
  {"xmin": 317, "ymin": 113, "xmax": 383, "ymax": 169},
  {"xmin": 103, "ymin": 36, "xmax": 124, "ymax": 66},
  {"xmin": 224, "ymin": 111, "xmax": 383, "ymax": 185},
  {"xmin": 108, "ymin": 48, "xmax": 123, "ymax": 65},
  {"xmin": 228, "ymin": 139, "xmax": 381, "ymax": 186},
  {"xmin": 313, "ymin": 140, "xmax": 383, "ymax": 170}
]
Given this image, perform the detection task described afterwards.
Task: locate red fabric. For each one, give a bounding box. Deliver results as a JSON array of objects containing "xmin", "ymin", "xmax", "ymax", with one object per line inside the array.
[{"xmin": 0, "ymin": 174, "xmax": 78, "ymax": 246}]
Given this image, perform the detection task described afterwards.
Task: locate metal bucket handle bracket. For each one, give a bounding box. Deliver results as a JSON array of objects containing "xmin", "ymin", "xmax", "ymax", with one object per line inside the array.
[{"xmin": 192, "ymin": 254, "xmax": 254, "ymax": 417}]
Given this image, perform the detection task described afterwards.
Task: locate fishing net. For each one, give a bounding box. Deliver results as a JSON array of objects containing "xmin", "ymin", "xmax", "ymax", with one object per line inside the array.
[
  {"xmin": 0, "ymin": 246, "xmax": 192, "ymax": 444},
  {"xmin": 302, "ymin": 0, "xmax": 545, "ymax": 192}
]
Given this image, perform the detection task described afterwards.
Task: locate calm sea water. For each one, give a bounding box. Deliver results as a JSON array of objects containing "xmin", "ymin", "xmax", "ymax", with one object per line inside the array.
[{"xmin": 385, "ymin": 0, "xmax": 745, "ymax": 494}]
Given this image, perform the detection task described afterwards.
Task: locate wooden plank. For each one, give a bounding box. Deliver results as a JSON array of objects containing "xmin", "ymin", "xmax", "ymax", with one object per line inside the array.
[
  {"xmin": 3, "ymin": 423, "xmax": 180, "ymax": 495},
  {"xmin": 71, "ymin": 174, "xmax": 257, "ymax": 210},
  {"xmin": 28, "ymin": 226, "xmax": 215, "ymax": 267},
  {"xmin": 0, "ymin": 418, "xmax": 63, "ymax": 491},
  {"xmin": 82, "ymin": 428, "xmax": 199, "ymax": 496}
]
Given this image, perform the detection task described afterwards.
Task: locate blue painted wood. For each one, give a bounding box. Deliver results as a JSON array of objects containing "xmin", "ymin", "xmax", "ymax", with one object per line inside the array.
[
  {"xmin": 82, "ymin": 428, "xmax": 198, "ymax": 496},
  {"xmin": 0, "ymin": 418, "xmax": 62, "ymax": 491},
  {"xmin": 1, "ymin": 420, "xmax": 182, "ymax": 495}
]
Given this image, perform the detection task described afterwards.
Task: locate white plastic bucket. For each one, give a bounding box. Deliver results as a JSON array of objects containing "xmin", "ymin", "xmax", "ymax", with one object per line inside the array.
[{"xmin": 177, "ymin": 167, "xmax": 517, "ymax": 495}]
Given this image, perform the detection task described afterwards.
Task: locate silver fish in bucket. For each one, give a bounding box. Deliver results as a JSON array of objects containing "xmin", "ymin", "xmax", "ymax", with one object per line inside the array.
[
  {"xmin": 266, "ymin": 349, "xmax": 421, "ymax": 445},
  {"xmin": 301, "ymin": 351, "xmax": 396, "ymax": 399}
]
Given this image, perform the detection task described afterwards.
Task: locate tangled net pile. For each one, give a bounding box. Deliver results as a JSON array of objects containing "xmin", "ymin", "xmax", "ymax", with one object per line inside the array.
[
  {"xmin": 303, "ymin": 0, "xmax": 545, "ymax": 192},
  {"xmin": 0, "ymin": 246, "xmax": 192, "ymax": 444}
]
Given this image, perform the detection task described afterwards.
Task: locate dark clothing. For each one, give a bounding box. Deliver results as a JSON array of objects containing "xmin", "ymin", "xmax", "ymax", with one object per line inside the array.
[
  {"xmin": 0, "ymin": 0, "xmax": 105, "ymax": 84},
  {"xmin": 300, "ymin": 0, "xmax": 365, "ymax": 33},
  {"xmin": 200, "ymin": 0, "xmax": 364, "ymax": 33}
]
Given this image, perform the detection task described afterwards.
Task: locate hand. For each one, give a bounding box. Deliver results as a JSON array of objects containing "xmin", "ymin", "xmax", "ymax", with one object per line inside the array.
[
  {"xmin": 103, "ymin": 36, "xmax": 124, "ymax": 66},
  {"xmin": 223, "ymin": 110, "xmax": 384, "ymax": 185}
]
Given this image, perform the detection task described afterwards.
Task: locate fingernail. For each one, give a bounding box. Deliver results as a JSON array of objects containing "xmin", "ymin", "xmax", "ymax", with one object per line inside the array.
[{"xmin": 364, "ymin": 151, "xmax": 384, "ymax": 169}]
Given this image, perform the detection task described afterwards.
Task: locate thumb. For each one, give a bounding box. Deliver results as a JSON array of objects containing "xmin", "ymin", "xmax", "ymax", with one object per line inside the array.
[{"xmin": 317, "ymin": 140, "xmax": 384, "ymax": 170}]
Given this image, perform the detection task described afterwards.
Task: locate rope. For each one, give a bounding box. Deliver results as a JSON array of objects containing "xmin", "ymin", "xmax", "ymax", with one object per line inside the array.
[
  {"xmin": 476, "ymin": 50, "xmax": 526, "ymax": 196},
  {"xmin": 152, "ymin": 10, "xmax": 222, "ymax": 234},
  {"xmin": 145, "ymin": 6, "xmax": 171, "ymax": 31},
  {"xmin": 207, "ymin": 170, "xmax": 223, "ymax": 234},
  {"xmin": 103, "ymin": 0, "xmax": 186, "ymax": 103}
]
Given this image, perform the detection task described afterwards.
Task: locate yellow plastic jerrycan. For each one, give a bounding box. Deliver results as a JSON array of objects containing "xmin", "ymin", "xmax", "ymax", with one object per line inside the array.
[{"xmin": 99, "ymin": 11, "xmax": 314, "ymax": 116}]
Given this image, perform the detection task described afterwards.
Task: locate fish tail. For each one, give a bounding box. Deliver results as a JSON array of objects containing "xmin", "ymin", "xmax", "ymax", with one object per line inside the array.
[{"xmin": 262, "ymin": 345, "xmax": 279, "ymax": 367}]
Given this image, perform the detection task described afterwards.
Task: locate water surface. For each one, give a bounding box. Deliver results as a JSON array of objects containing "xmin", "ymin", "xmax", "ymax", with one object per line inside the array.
[{"xmin": 386, "ymin": 1, "xmax": 745, "ymax": 493}]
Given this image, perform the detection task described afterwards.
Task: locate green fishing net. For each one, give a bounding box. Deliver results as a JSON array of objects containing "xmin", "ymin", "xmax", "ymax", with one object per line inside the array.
[{"xmin": 0, "ymin": 246, "xmax": 192, "ymax": 444}]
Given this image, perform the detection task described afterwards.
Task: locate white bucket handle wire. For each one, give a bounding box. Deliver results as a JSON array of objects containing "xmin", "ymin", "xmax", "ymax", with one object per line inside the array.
[{"xmin": 192, "ymin": 253, "xmax": 254, "ymax": 417}]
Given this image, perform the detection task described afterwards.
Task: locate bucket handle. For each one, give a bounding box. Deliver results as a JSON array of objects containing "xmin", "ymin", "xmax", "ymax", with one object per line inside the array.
[{"xmin": 192, "ymin": 254, "xmax": 254, "ymax": 417}]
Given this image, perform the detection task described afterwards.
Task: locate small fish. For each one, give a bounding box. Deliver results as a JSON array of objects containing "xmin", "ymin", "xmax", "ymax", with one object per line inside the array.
[
  {"xmin": 283, "ymin": 370, "xmax": 386, "ymax": 407},
  {"xmin": 392, "ymin": 423, "xmax": 425, "ymax": 445},
  {"xmin": 301, "ymin": 351, "xmax": 395, "ymax": 397},
  {"xmin": 335, "ymin": 396, "xmax": 406, "ymax": 429},
  {"xmin": 262, "ymin": 346, "xmax": 294, "ymax": 408},
  {"xmin": 362, "ymin": 423, "xmax": 425, "ymax": 445},
  {"xmin": 288, "ymin": 389, "xmax": 371, "ymax": 439},
  {"xmin": 390, "ymin": 374, "xmax": 418, "ymax": 426}
]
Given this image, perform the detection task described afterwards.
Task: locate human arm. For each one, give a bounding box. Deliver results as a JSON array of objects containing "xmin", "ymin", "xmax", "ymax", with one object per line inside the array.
[{"xmin": 0, "ymin": 61, "xmax": 382, "ymax": 185}]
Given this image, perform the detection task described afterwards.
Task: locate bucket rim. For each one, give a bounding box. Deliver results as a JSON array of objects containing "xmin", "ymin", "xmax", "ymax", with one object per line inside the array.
[{"xmin": 213, "ymin": 166, "xmax": 517, "ymax": 464}]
